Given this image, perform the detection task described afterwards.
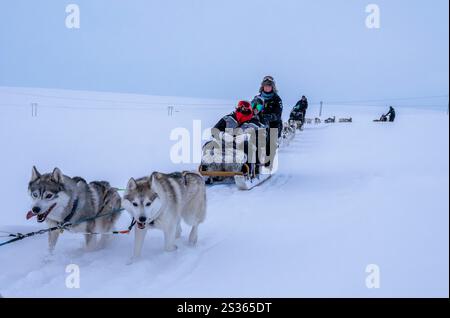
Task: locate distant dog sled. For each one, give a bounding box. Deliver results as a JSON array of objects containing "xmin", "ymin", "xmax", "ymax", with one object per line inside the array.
[
  {"xmin": 324, "ymin": 116, "xmax": 336, "ymax": 124},
  {"xmin": 338, "ymin": 117, "xmax": 352, "ymax": 123},
  {"xmin": 374, "ymin": 115, "xmax": 388, "ymax": 122}
]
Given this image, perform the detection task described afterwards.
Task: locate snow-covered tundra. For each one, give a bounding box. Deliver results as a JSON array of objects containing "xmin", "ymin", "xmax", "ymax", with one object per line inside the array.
[{"xmin": 0, "ymin": 87, "xmax": 448, "ymax": 297}]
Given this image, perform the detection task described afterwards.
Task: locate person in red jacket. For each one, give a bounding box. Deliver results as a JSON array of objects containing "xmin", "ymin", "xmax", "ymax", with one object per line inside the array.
[{"xmin": 213, "ymin": 100, "xmax": 254, "ymax": 132}]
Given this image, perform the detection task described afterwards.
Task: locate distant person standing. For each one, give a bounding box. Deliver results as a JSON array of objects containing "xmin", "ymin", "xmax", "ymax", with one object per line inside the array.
[
  {"xmin": 258, "ymin": 76, "xmax": 283, "ymax": 138},
  {"xmin": 385, "ymin": 106, "xmax": 396, "ymax": 122}
]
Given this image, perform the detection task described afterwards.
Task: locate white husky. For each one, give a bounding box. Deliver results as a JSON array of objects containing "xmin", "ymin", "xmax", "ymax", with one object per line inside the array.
[{"xmin": 122, "ymin": 171, "xmax": 206, "ymax": 262}]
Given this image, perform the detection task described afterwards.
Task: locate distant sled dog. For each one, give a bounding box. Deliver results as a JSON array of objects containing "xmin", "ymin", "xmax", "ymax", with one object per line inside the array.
[
  {"xmin": 123, "ymin": 171, "xmax": 207, "ymax": 262},
  {"xmin": 27, "ymin": 166, "xmax": 121, "ymax": 253}
]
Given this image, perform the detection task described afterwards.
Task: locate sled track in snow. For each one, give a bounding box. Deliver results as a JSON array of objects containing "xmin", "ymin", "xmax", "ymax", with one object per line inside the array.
[{"xmin": 0, "ymin": 122, "xmax": 334, "ymax": 297}]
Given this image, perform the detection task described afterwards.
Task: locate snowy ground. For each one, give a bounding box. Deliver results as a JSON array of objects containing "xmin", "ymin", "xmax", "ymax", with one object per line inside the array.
[{"xmin": 0, "ymin": 87, "xmax": 448, "ymax": 297}]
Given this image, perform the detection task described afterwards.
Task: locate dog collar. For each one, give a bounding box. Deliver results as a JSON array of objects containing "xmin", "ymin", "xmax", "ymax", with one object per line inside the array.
[{"xmin": 63, "ymin": 198, "xmax": 79, "ymax": 224}]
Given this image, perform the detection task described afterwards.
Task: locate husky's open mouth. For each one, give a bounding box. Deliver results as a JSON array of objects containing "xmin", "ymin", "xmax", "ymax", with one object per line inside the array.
[
  {"xmin": 26, "ymin": 203, "xmax": 57, "ymax": 223},
  {"xmin": 136, "ymin": 219, "xmax": 156, "ymax": 230},
  {"xmin": 137, "ymin": 222, "xmax": 146, "ymax": 229}
]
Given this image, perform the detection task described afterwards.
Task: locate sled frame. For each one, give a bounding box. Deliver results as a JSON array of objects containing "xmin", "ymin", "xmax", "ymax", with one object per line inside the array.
[{"xmin": 198, "ymin": 163, "xmax": 250, "ymax": 177}]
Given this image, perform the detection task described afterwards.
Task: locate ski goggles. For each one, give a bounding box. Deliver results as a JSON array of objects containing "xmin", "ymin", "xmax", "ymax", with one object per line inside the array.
[
  {"xmin": 237, "ymin": 101, "xmax": 252, "ymax": 111},
  {"xmin": 262, "ymin": 76, "xmax": 275, "ymax": 86},
  {"xmin": 238, "ymin": 107, "xmax": 252, "ymax": 115}
]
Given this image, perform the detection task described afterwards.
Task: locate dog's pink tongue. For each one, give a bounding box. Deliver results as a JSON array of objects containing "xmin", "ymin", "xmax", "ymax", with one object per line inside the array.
[{"xmin": 26, "ymin": 211, "xmax": 36, "ymax": 220}]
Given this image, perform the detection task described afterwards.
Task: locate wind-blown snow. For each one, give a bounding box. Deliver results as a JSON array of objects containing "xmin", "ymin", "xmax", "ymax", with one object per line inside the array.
[{"xmin": 0, "ymin": 88, "xmax": 448, "ymax": 297}]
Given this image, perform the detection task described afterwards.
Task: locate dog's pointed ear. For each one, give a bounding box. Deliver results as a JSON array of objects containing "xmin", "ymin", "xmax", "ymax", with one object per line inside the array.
[
  {"xmin": 31, "ymin": 166, "xmax": 41, "ymax": 182},
  {"xmin": 147, "ymin": 176, "xmax": 152, "ymax": 187},
  {"xmin": 127, "ymin": 178, "xmax": 137, "ymax": 190},
  {"xmin": 51, "ymin": 167, "xmax": 63, "ymax": 183},
  {"xmin": 150, "ymin": 172, "xmax": 161, "ymax": 185}
]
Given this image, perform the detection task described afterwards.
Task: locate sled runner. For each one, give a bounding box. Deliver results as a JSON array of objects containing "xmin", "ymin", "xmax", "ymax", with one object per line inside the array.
[
  {"xmin": 234, "ymin": 172, "xmax": 271, "ymax": 190},
  {"xmin": 234, "ymin": 163, "xmax": 274, "ymax": 190}
]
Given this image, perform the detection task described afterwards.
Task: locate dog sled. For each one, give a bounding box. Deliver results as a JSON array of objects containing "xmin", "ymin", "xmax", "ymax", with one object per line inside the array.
[
  {"xmin": 198, "ymin": 134, "xmax": 277, "ymax": 191},
  {"xmin": 324, "ymin": 116, "xmax": 336, "ymax": 124},
  {"xmin": 289, "ymin": 111, "xmax": 305, "ymax": 130},
  {"xmin": 338, "ymin": 117, "xmax": 352, "ymax": 123},
  {"xmin": 287, "ymin": 119, "xmax": 303, "ymax": 131},
  {"xmin": 373, "ymin": 115, "xmax": 388, "ymax": 122},
  {"xmin": 198, "ymin": 157, "xmax": 276, "ymax": 191},
  {"xmin": 279, "ymin": 121, "xmax": 297, "ymax": 147}
]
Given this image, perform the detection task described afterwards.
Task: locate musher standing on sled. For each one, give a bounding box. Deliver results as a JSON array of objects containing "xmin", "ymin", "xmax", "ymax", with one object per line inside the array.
[
  {"xmin": 258, "ymin": 76, "xmax": 283, "ymax": 139},
  {"xmin": 290, "ymin": 95, "xmax": 308, "ymax": 123},
  {"xmin": 385, "ymin": 106, "xmax": 396, "ymax": 122}
]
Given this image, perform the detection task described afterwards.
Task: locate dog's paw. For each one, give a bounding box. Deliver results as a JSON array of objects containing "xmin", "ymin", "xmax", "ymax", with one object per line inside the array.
[
  {"xmin": 43, "ymin": 254, "xmax": 55, "ymax": 264},
  {"xmin": 126, "ymin": 257, "xmax": 139, "ymax": 265},
  {"xmin": 188, "ymin": 238, "xmax": 198, "ymax": 246},
  {"xmin": 165, "ymin": 244, "xmax": 178, "ymax": 252}
]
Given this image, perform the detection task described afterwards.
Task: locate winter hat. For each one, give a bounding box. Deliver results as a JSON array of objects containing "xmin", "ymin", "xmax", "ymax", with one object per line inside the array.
[
  {"xmin": 262, "ymin": 75, "xmax": 274, "ymax": 84},
  {"xmin": 237, "ymin": 100, "xmax": 252, "ymax": 112},
  {"xmin": 235, "ymin": 100, "xmax": 253, "ymax": 124},
  {"xmin": 259, "ymin": 75, "xmax": 278, "ymax": 94}
]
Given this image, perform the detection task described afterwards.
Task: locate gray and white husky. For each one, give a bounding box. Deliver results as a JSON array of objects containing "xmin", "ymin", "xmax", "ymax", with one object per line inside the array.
[
  {"xmin": 27, "ymin": 166, "xmax": 122, "ymax": 253},
  {"xmin": 123, "ymin": 171, "xmax": 206, "ymax": 261}
]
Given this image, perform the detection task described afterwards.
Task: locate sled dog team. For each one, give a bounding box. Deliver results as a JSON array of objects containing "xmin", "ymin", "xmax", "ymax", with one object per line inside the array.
[
  {"xmin": 27, "ymin": 166, "xmax": 206, "ymax": 262},
  {"xmin": 25, "ymin": 75, "xmax": 306, "ymax": 260}
]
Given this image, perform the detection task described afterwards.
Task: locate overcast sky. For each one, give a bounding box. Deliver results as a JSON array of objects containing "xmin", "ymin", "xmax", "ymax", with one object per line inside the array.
[{"xmin": 0, "ymin": 0, "xmax": 448, "ymax": 107}]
